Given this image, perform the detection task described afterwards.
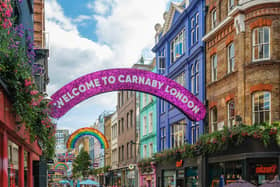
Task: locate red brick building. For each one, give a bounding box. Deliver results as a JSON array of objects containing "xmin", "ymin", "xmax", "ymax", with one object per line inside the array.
[{"xmin": 203, "ymin": 0, "xmax": 280, "ymax": 132}]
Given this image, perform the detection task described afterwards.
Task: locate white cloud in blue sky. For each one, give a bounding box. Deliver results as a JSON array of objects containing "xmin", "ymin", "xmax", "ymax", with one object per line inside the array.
[{"xmin": 45, "ymin": 0, "xmax": 171, "ymax": 130}]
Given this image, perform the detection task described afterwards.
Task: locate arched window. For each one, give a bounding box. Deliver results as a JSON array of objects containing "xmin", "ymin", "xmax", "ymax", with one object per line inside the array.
[{"xmin": 252, "ymin": 91, "xmax": 271, "ymax": 124}]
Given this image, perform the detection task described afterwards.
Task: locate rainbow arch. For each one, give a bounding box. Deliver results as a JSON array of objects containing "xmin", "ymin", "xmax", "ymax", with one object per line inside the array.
[
  {"xmin": 54, "ymin": 162, "xmax": 69, "ymax": 171},
  {"xmin": 66, "ymin": 127, "xmax": 109, "ymax": 149}
]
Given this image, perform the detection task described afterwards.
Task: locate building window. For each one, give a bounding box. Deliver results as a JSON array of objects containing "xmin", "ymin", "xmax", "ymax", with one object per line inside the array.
[
  {"xmin": 127, "ymin": 143, "xmax": 129, "ymax": 159},
  {"xmin": 211, "ymin": 54, "xmax": 217, "ymax": 82},
  {"xmin": 121, "ymin": 118, "xmax": 124, "ymax": 133},
  {"xmin": 143, "ymin": 144, "xmax": 147, "ymax": 158},
  {"xmin": 228, "ymin": 43, "xmax": 235, "ymax": 73},
  {"xmin": 127, "ymin": 112, "xmax": 129, "ymax": 129},
  {"xmin": 191, "ymin": 61, "xmax": 199, "ymax": 95},
  {"xmin": 252, "ymin": 27, "xmax": 270, "ymax": 61},
  {"xmin": 149, "ymin": 94, "xmax": 153, "ymax": 103},
  {"xmin": 143, "ymin": 116, "xmax": 147, "ymax": 136},
  {"xmin": 228, "ymin": 0, "xmax": 235, "ymax": 11},
  {"xmin": 252, "ymin": 92, "xmax": 271, "ymax": 124},
  {"xmin": 170, "ymin": 120, "xmax": 186, "ymax": 148},
  {"xmin": 191, "ymin": 122, "xmax": 200, "ymax": 144},
  {"xmin": 130, "ymin": 143, "xmax": 133, "ymax": 158},
  {"xmin": 149, "ymin": 112, "xmax": 153, "ymax": 133},
  {"xmin": 122, "ymin": 145, "xmax": 124, "ymax": 161},
  {"xmin": 211, "ymin": 9, "xmax": 217, "ymax": 29},
  {"xmin": 227, "ymin": 100, "xmax": 235, "ymax": 128},
  {"xmin": 159, "ymin": 48, "xmax": 166, "ymax": 74},
  {"xmin": 160, "ymin": 127, "xmax": 166, "ymax": 150},
  {"xmin": 171, "ymin": 29, "xmax": 185, "ymax": 63},
  {"xmin": 118, "ymin": 120, "xmax": 121, "ymax": 135},
  {"xmin": 175, "ymin": 71, "xmax": 186, "ymax": 87},
  {"xmin": 211, "ymin": 107, "xmax": 218, "ymax": 132},
  {"xmin": 143, "ymin": 93, "xmax": 147, "ymax": 107},
  {"xmin": 149, "ymin": 143, "xmax": 153, "ymax": 157},
  {"xmin": 191, "ymin": 13, "xmax": 199, "ymax": 46},
  {"xmin": 130, "ymin": 110, "xmax": 133, "ymax": 127},
  {"xmin": 161, "ymin": 99, "xmax": 165, "ymax": 113}
]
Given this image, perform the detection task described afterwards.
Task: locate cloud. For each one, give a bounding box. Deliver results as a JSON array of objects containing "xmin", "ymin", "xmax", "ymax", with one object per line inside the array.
[
  {"xmin": 73, "ymin": 15, "xmax": 92, "ymax": 23},
  {"xmin": 45, "ymin": 0, "xmax": 170, "ymax": 129}
]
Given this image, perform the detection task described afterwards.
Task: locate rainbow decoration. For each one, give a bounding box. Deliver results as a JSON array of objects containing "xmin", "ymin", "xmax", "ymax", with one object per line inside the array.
[
  {"xmin": 66, "ymin": 127, "xmax": 109, "ymax": 149},
  {"xmin": 54, "ymin": 162, "xmax": 69, "ymax": 171}
]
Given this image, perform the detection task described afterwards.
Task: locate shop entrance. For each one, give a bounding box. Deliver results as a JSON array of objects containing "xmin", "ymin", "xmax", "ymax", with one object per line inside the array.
[{"xmin": 176, "ymin": 179, "xmax": 184, "ymax": 187}]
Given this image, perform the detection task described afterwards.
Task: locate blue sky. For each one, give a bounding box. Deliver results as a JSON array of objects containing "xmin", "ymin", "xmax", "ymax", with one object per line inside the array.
[{"xmin": 46, "ymin": 0, "xmax": 181, "ymax": 131}]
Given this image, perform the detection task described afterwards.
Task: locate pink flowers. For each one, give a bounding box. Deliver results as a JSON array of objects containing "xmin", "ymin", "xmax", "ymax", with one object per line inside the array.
[
  {"xmin": 24, "ymin": 78, "xmax": 32, "ymax": 87},
  {"xmin": 30, "ymin": 90, "xmax": 39, "ymax": 95}
]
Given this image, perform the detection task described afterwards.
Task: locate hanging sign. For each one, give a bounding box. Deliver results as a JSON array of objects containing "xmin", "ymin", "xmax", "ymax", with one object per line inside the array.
[{"xmin": 50, "ymin": 69, "xmax": 206, "ymax": 121}]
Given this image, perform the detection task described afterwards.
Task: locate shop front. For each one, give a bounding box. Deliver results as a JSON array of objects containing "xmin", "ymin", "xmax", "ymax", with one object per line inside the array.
[
  {"xmin": 156, "ymin": 156, "xmax": 204, "ymax": 187},
  {"xmin": 0, "ymin": 86, "xmax": 42, "ymax": 187},
  {"xmin": 207, "ymin": 138, "xmax": 280, "ymax": 186},
  {"xmin": 139, "ymin": 162, "xmax": 156, "ymax": 187}
]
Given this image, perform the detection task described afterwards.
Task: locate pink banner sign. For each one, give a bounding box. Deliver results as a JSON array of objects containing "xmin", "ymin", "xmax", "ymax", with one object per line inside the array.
[{"xmin": 50, "ymin": 68, "xmax": 206, "ymax": 121}]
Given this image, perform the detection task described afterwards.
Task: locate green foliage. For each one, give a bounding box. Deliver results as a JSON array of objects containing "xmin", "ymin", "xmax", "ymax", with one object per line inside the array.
[
  {"xmin": 0, "ymin": 0, "xmax": 56, "ymax": 159},
  {"xmin": 152, "ymin": 122, "xmax": 280, "ymax": 164},
  {"xmin": 72, "ymin": 149, "xmax": 91, "ymax": 178}
]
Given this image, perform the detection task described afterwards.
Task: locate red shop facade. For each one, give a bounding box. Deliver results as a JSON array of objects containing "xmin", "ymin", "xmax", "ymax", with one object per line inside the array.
[{"xmin": 0, "ymin": 84, "xmax": 42, "ymax": 187}]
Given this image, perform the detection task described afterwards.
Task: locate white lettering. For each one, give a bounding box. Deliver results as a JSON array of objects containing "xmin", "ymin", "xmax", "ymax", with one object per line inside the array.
[
  {"xmin": 62, "ymin": 94, "xmax": 69, "ymax": 102},
  {"xmin": 145, "ymin": 78, "xmax": 151, "ymax": 86},
  {"xmin": 192, "ymin": 105, "xmax": 200, "ymax": 114},
  {"xmin": 170, "ymin": 88, "xmax": 177, "ymax": 96},
  {"xmin": 152, "ymin": 80, "xmax": 157, "ymax": 88},
  {"xmin": 187, "ymin": 101, "xmax": 194, "ymax": 108},
  {"xmin": 79, "ymin": 85, "xmax": 87, "ymax": 93},
  {"xmin": 72, "ymin": 88, "xmax": 79, "ymax": 96},
  {"xmin": 56, "ymin": 98, "xmax": 64, "ymax": 108},
  {"xmin": 165, "ymin": 85, "xmax": 170, "ymax": 93},
  {"xmin": 118, "ymin": 75, "xmax": 124, "ymax": 83},
  {"xmin": 102, "ymin": 77, "xmax": 108, "ymax": 85},
  {"xmin": 94, "ymin": 79, "xmax": 100, "ymax": 87},
  {"xmin": 86, "ymin": 80, "xmax": 95, "ymax": 89},
  {"xmin": 67, "ymin": 92, "xmax": 74, "ymax": 99},
  {"xmin": 138, "ymin": 77, "xmax": 145, "ymax": 84},
  {"xmin": 181, "ymin": 96, "xmax": 188, "ymax": 103},
  {"xmin": 125, "ymin": 75, "xmax": 132, "ymax": 83},
  {"xmin": 132, "ymin": 76, "xmax": 138, "ymax": 84},
  {"xmin": 158, "ymin": 82, "xmax": 164, "ymax": 89},
  {"xmin": 175, "ymin": 92, "xmax": 183, "ymax": 100},
  {"xmin": 108, "ymin": 76, "xmax": 116, "ymax": 84}
]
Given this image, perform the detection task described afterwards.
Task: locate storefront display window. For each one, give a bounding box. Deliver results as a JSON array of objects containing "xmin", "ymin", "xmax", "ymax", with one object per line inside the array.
[
  {"xmin": 209, "ymin": 160, "xmax": 244, "ymax": 187},
  {"xmin": 163, "ymin": 170, "xmax": 176, "ymax": 187},
  {"xmin": 8, "ymin": 140, "xmax": 19, "ymax": 187},
  {"xmin": 186, "ymin": 167, "xmax": 199, "ymax": 187},
  {"xmin": 24, "ymin": 151, "xmax": 28, "ymax": 187},
  {"xmin": 247, "ymin": 158, "xmax": 278, "ymax": 185}
]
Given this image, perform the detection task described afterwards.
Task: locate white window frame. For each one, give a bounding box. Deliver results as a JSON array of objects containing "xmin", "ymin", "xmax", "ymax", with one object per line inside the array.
[
  {"xmin": 211, "ymin": 54, "xmax": 217, "ymax": 82},
  {"xmin": 228, "ymin": 43, "xmax": 235, "ymax": 73},
  {"xmin": 227, "ymin": 100, "xmax": 235, "ymax": 128},
  {"xmin": 143, "ymin": 93, "xmax": 147, "ymax": 107},
  {"xmin": 158, "ymin": 48, "xmax": 166, "ymax": 74},
  {"xmin": 252, "ymin": 91, "xmax": 271, "ymax": 124},
  {"xmin": 170, "ymin": 29, "xmax": 185, "ymax": 63},
  {"xmin": 211, "ymin": 107, "xmax": 218, "ymax": 132},
  {"xmin": 143, "ymin": 116, "xmax": 147, "ymax": 136},
  {"xmin": 211, "ymin": 9, "xmax": 217, "ymax": 29},
  {"xmin": 228, "ymin": 0, "xmax": 235, "ymax": 12},
  {"xmin": 252, "ymin": 27, "xmax": 270, "ymax": 62},
  {"xmin": 149, "ymin": 112, "xmax": 153, "ymax": 133},
  {"xmin": 143, "ymin": 144, "xmax": 147, "ymax": 158},
  {"xmin": 149, "ymin": 143, "xmax": 153, "ymax": 157}
]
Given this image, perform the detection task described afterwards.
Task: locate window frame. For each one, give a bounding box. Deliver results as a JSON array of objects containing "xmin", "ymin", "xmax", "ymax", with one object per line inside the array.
[
  {"xmin": 211, "ymin": 9, "xmax": 217, "ymax": 29},
  {"xmin": 211, "ymin": 54, "xmax": 217, "ymax": 82},
  {"xmin": 149, "ymin": 112, "xmax": 153, "ymax": 133},
  {"xmin": 210, "ymin": 107, "xmax": 218, "ymax": 132},
  {"xmin": 143, "ymin": 115, "xmax": 147, "ymax": 136},
  {"xmin": 252, "ymin": 27, "xmax": 270, "ymax": 62},
  {"xmin": 227, "ymin": 100, "xmax": 235, "ymax": 128},
  {"xmin": 228, "ymin": 43, "xmax": 235, "ymax": 73},
  {"xmin": 158, "ymin": 48, "xmax": 166, "ymax": 74},
  {"xmin": 170, "ymin": 29, "xmax": 185, "ymax": 64},
  {"xmin": 228, "ymin": 0, "xmax": 235, "ymax": 12},
  {"xmin": 252, "ymin": 91, "xmax": 271, "ymax": 124}
]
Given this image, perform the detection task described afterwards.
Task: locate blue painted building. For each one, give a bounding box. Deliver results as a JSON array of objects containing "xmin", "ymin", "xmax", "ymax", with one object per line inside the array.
[{"xmin": 152, "ymin": 0, "xmax": 205, "ymax": 152}]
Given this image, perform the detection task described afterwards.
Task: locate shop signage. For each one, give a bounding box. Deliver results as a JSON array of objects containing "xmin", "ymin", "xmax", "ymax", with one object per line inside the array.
[
  {"xmin": 128, "ymin": 164, "xmax": 135, "ymax": 170},
  {"xmin": 50, "ymin": 68, "xmax": 206, "ymax": 121},
  {"xmin": 176, "ymin": 160, "xmax": 184, "ymax": 167},
  {"xmin": 256, "ymin": 164, "xmax": 277, "ymax": 174}
]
